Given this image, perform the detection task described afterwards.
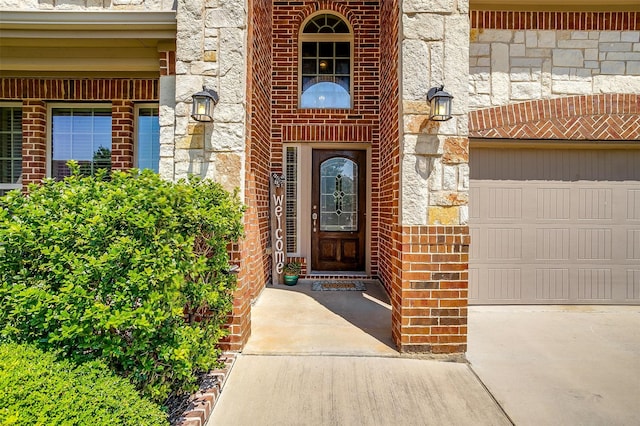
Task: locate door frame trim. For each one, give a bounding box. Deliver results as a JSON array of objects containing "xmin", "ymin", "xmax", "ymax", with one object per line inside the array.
[{"xmin": 284, "ymin": 142, "xmax": 371, "ymax": 275}]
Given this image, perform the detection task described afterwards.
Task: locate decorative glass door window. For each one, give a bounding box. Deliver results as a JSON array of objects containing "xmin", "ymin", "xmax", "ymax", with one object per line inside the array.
[
  {"xmin": 320, "ymin": 157, "xmax": 358, "ymax": 231},
  {"xmin": 51, "ymin": 107, "xmax": 111, "ymax": 179}
]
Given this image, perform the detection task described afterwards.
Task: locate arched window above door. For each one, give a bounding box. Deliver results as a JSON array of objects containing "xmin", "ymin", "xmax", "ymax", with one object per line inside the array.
[{"xmin": 299, "ymin": 13, "xmax": 353, "ymax": 109}]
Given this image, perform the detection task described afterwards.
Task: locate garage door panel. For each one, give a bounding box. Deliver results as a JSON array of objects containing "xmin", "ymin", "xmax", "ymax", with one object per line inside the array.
[
  {"xmin": 628, "ymin": 190, "xmax": 640, "ymax": 220},
  {"xmin": 627, "ymin": 270, "xmax": 640, "ymax": 300},
  {"xmin": 470, "ymin": 147, "xmax": 640, "ymax": 305}
]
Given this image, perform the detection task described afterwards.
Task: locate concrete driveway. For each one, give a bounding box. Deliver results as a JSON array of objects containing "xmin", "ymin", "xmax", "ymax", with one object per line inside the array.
[{"xmin": 467, "ymin": 305, "xmax": 640, "ymax": 426}]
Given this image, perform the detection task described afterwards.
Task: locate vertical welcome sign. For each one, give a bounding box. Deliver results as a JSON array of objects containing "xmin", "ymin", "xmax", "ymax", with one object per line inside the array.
[{"xmin": 270, "ymin": 172, "xmax": 286, "ymax": 285}]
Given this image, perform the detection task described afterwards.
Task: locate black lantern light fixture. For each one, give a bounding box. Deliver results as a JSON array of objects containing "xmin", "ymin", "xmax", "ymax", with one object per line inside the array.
[
  {"xmin": 191, "ymin": 86, "xmax": 219, "ymax": 122},
  {"xmin": 427, "ymin": 85, "xmax": 453, "ymax": 121}
]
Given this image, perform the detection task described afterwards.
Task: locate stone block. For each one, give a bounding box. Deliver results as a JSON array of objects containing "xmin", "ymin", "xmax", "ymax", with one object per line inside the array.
[
  {"xmin": 429, "ymin": 160, "xmax": 443, "ymax": 191},
  {"xmin": 205, "ymin": 7, "xmax": 245, "ymax": 29},
  {"xmin": 204, "ymin": 50, "xmax": 218, "ymax": 62},
  {"xmin": 599, "ymin": 42, "xmax": 632, "ymax": 52},
  {"xmin": 428, "ymin": 206, "xmax": 460, "ymax": 225},
  {"xmin": 510, "ymin": 43, "xmax": 525, "ymax": 57},
  {"xmin": 477, "ymin": 29, "xmax": 513, "ymax": 43},
  {"xmin": 403, "ymin": 0, "xmax": 455, "ymax": 13},
  {"xmin": 442, "ymin": 165, "xmax": 458, "ymax": 190},
  {"xmin": 600, "ymin": 61, "xmax": 625, "ymax": 74},
  {"xmin": 621, "ymin": 32, "xmax": 640, "ymax": 43},
  {"xmin": 552, "ymin": 80, "xmax": 593, "ymax": 95},
  {"xmin": 415, "ymin": 134, "xmax": 444, "ymax": 155},
  {"xmin": 599, "ymin": 31, "xmax": 621, "ymax": 42},
  {"xmin": 212, "ymin": 103, "xmax": 245, "ymax": 123},
  {"xmin": 209, "ymin": 122, "xmax": 245, "ymax": 151},
  {"xmin": 212, "ymin": 152, "xmax": 243, "ymax": 193},
  {"xmin": 553, "ymin": 49, "xmax": 583, "ymax": 67},
  {"xmin": 571, "ymin": 31, "xmax": 589, "ymax": 40},
  {"xmin": 525, "ymin": 31, "xmax": 537, "ymax": 48},
  {"xmin": 585, "ymin": 49, "xmax": 598, "ymax": 61},
  {"xmin": 538, "ymin": 31, "xmax": 556, "ymax": 48},
  {"xmin": 627, "ymin": 62, "xmax": 640, "ymax": 75},
  {"xmin": 470, "ymin": 43, "xmax": 490, "ymax": 57},
  {"xmin": 593, "ymin": 75, "xmax": 640, "ymax": 93},
  {"xmin": 511, "ymin": 57, "xmax": 543, "ymax": 67},
  {"xmin": 430, "ymin": 191, "xmax": 468, "ymax": 207},
  {"xmin": 402, "ymin": 40, "xmax": 430, "ymax": 100},
  {"xmin": 458, "ymin": 164, "xmax": 469, "ymax": 191},
  {"xmin": 403, "ymin": 13, "xmax": 444, "ymax": 41},
  {"xmin": 401, "ymin": 154, "xmax": 430, "ymax": 226},
  {"xmin": 511, "ymin": 82, "xmax": 541, "ymax": 100},
  {"xmin": 510, "ymin": 68, "xmax": 531, "ymax": 82},
  {"xmin": 442, "ymin": 137, "xmax": 468, "ymax": 164},
  {"xmin": 557, "ymin": 39, "xmax": 598, "ymax": 49},
  {"xmin": 177, "ymin": 134, "xmax": 204, "ymax": 149}
]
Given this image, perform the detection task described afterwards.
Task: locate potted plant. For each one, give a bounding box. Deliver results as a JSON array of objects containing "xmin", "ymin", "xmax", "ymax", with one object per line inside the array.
[{"xmin": 283, "ymin": 261, "xmax": 301, "ymax": 286}]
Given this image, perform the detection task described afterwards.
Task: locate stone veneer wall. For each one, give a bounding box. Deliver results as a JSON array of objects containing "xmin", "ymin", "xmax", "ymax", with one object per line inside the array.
[
  {"xmin": 170, "ymin": 0, "xmax": 252, "ymax": 351},
  {"xmin": 469, "ymin": 11, "xmax": 640, "ymax": 110},
  {"xmin": 398, "ymin": 0, "xmax": 470, "ymax": 353}
]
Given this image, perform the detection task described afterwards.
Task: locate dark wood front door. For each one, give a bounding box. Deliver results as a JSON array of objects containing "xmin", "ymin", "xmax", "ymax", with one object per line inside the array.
[{"xmin": 311, "ymin": 150, "xmax": 366, "ymax": 271}]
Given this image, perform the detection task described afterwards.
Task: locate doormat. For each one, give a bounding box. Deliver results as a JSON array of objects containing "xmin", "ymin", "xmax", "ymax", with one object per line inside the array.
[{"xmin": 311, "ymin": 281, "xmax": 366, "ymax": 291}]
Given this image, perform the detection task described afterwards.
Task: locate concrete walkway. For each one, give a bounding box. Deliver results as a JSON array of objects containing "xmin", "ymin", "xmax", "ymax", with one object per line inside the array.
[
  {"xmin": 467, "ymin": 305, "xmax": 640, "ymax": 426},
  {"xmin": 208, "ymin": 281, "xmax": 511, "ymax": 426}
]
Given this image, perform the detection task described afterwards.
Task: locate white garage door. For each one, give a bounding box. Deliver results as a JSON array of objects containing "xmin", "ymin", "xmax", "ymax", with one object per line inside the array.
[{"xmin": 469, "ymin": 146, "xmax": 640, "ymax": 305}]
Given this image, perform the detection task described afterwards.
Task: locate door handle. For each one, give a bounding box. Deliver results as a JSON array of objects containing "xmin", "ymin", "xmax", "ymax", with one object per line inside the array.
[{"xmin": 312, "ymin": 212, "xmax": 318, "ymax": 232}]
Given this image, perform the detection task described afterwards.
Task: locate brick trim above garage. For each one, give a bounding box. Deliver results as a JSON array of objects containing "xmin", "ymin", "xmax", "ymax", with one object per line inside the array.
[
  {"xmin": 469, "ymin": 94, "xmax": 640, "ymax": 140},
  {"xmin": 471, "ymin": 11, "xmax": 640, "ymax": 31}
]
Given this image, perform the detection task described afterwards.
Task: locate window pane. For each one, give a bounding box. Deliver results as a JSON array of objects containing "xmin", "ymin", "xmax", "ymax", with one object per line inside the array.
[
  {"xmin": 137, "ymin": 107, "xmax": 160, "ymax": 173},
  {"xmin": 302, "ymin": 59, "xmax": 316, "ymax": 74},
  {"xmin": 301, "ymin": 42, "xmax": 316, "ymax": 57},
  {"xmin": 335, "ymin": 42, "xmax": 350, "ymax": 57},
  {"xmin": 318, "ymin": 42, "xmax": 333, "ymax": 57},
  {"xmin": 335, "ymin": 59, "xmax": 350, "ymax": 74},
  {"xmin": 51, "ymin": 107, "xmax": 112, "ymax": 180},
  {"xmin": 318, "ymin": 59, "xmax": 333, "ymax": 74},
  {"xmin": 0, "ymin": 106, "xmax": 22, "ymax": 187}
]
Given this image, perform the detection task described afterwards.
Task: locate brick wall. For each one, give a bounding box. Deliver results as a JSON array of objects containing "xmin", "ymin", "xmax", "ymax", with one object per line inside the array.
[
  {"xmin": 378, "ymin": 0, "xmax": 401, "ymax": 342},
  {"xmin": 1, "ymin": 78, "xmax": 159, "ymax": 190},
  {"xmin": 219, "ymin": 0, "xmax": 273, "ymax": 351},
  {"xmin": 271, "ymin": 1, "xmax": 382, "ymax": 274},
  {"xmin": 470, "ymin": 93, "xmax": 640, "ymax": 140}
]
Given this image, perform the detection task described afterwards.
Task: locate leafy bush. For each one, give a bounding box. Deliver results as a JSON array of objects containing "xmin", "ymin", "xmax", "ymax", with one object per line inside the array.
[
  {"xmin": 0, "ymin": 167, "xmax": 244, "ymax": 401},
  {"xmin": 0, "ymin": 342, "xmax": 168, "ymax": 425}
]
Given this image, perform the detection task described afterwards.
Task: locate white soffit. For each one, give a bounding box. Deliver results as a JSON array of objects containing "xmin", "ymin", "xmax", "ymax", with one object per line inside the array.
[{"xmin": 0, "ymin": 11, "xmax": 177, "ymax": 39}]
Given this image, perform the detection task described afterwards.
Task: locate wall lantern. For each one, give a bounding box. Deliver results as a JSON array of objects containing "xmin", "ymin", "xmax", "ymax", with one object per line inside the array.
[
  {"xmin": 427, "ymin": 85, "xmax": 453, "ymax": 121},
  {"xmin": 191, "ymin": 86, "xmax": 219, "ymax": 122}
]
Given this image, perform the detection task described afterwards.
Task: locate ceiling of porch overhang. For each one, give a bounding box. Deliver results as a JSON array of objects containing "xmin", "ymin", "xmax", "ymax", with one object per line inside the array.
[
  {"xmin": 0, "ymin": 11, "xmax": 176, "ymax": 78},
  {"xmin": 471, "ymin": 0, "xmax": 640, "ymax": 12}
]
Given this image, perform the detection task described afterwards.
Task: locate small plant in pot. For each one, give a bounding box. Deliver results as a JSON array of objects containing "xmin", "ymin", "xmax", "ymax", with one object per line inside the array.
[{"xmin": 283, "ymin": 261, "xmax": 301, "ymax": 286}]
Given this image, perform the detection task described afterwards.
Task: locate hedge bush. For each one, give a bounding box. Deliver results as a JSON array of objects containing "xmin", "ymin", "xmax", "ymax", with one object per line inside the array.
[
  {"xmin": 0, "ymin": 166, "xmax": 244, "ymax": 401},
  {"xmin": 0, "ymin": 342, "xmax": 168, "ymax": 426}
]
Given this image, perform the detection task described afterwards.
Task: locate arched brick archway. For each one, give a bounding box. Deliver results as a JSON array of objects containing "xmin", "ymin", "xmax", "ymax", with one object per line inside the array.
[{"xmin": 469, "ymin": 94, "xmax": 640, "ymax": 140}]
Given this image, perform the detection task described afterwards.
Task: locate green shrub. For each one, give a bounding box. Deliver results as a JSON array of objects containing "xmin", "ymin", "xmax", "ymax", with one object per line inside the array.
[
  {"xmin": 0, "ymin": 167, "xmax": 244, "ymax": 401},
  {"xmin": 0, "ymin": 342, "xmax": 168, "ymax": 426}
]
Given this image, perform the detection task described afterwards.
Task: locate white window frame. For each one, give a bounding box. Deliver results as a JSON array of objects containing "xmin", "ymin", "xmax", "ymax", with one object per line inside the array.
[
  {"xmin": 46, "ymin": 103, "xmax": 112, "ymax": 178},
  {"xmin": 0, "ymin": 102, "xmax": 23, "ymax": 194},
  {"xmin": 298, "ymin": 11, "xmax": 354, "ymax": 110},
  {"xmin": 284, "ymin": 144, "xmax": 302, "ymax": 257},
  {"xmin": 134, "ymin": 103, "xmax": 160, "ymax": 172}
]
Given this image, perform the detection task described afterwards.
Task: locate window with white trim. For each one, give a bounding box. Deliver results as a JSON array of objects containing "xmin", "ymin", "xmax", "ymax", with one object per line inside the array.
[
  {"xmin": 285, "ymin": 146, "xmax": 299, "ymax": 254},
  {"xmin": 136, "ymin": 105, "xmax": 160, "ymax": 173},
  {"xmin": 299, "ymin": 13, "xmax": 353, "ymax": 109},
  {"xmin": 50, "ymin": 106, "xmax": 112, "ymax": 180},
  {"xmin": 0, "ymin": 105, "xmax": 22, "ymax": 196}
]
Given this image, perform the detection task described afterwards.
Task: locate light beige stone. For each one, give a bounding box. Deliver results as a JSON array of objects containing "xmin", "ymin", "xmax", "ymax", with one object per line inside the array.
[
  {"xmin": 213, "ymin": 152, "xmax": 242, "ymax": 192},
  {"xmin": 403, "ymin": 13, "xmax": 444, "ymax": 42},
  {"xmin": 442, "ymin": 137, "xmax": 468, "ymax": 164},
  {"xmin": 204, "ymin": 50, "xmax": 218, "ymax": 62},
  {"xmin": 428, "ymin": 206, "xmax": 460, "ymax": 225},
  {"xmin": 403, "ymin": 0, "xmax": 455, "ymax": 13},
  {"xmin": 402, "ymin": 40, "xmax": 430, "ymax": 100},
  {"xmin": 430, "ymin": 191, "xmax": 468, "ymax": 207},
  {"xmin": 177, "ymin": 133, "xmax": 204, "ymax": 149}
]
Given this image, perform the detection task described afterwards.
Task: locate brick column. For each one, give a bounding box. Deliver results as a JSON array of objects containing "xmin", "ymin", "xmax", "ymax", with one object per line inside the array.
[
  {"xmin": 21, "ymin": 100, "xmax": 47, "ymax": 188},
  {"xmin": 218, "ymin": 242, "xmax": 251, "ymax": 351},
  {"xmin": 111, "ymin": 101, "xmax": 134, "ymax": 170},
  {"xmin": 399, "ymin": 226, "xmax": 469, "ymax": 354}
]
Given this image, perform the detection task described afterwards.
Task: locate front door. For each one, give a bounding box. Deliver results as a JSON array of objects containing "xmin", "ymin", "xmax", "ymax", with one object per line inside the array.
[{"xmin": 311, "ymin": 150, "xmax": 366, "ymax": 271}]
